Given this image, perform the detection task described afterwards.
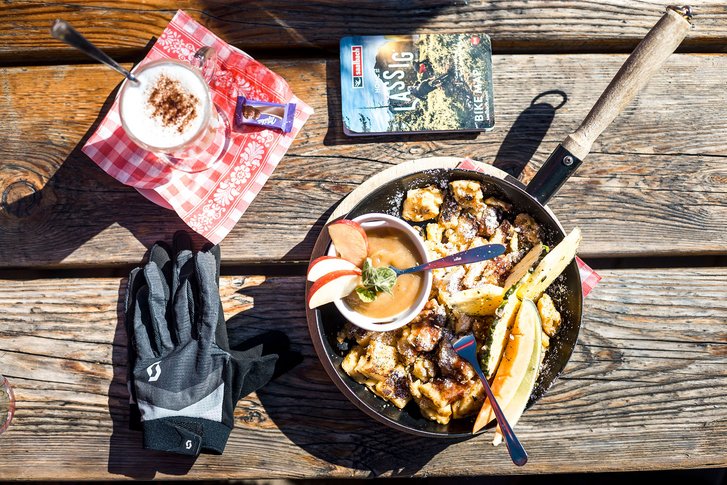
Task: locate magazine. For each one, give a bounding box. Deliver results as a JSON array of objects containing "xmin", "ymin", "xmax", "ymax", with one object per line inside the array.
[{"xmin": 340, "ymin": 34, "xmax": 495, "ymax": 136}]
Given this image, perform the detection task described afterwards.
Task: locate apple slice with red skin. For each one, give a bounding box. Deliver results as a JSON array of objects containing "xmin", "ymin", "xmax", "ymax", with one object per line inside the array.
[
  {"xmin": 307, "ymin": 269, "xmax": 362, "ymax": 309},
  {"xmin": 328, "ymin": 219, "xmax": 368, "ymax": 267},
  {"xmin": 307, "ymin": 256, "xmax": 360, "ymax": 282}
]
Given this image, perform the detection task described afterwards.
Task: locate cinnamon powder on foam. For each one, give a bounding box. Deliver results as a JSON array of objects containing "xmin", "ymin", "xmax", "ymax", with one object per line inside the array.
[{"xmin": 146, "ymin": 74, "xmax": 199, "ymax": 134}]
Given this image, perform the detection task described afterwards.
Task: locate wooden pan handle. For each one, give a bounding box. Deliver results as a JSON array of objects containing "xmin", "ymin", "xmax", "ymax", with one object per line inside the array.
[{"xmin": 562, "ymin": 6, "xmax": 692, "ymax": 159}]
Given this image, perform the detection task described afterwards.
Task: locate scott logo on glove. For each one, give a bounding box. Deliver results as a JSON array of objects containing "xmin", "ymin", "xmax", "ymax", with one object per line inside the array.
[{"xmin": 146, "ymin": 362, "xmax": 162, "ymax": 382}]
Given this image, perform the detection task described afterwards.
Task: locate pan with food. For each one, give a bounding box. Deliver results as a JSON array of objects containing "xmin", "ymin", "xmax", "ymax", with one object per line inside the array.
[{"xmin": 306, "ymin": 6, "xmax": 692, "ymax": 438}]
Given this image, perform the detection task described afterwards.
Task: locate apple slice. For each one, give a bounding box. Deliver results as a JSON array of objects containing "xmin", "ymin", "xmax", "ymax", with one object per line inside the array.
[
  {"xmin": 328, "ymin": 219, "xmax": 368, "ymax": 267},
  {"xmin": 307, "ymin": 269, "xmax": 362, "ymax": 309},
  {"xmin": 307, "ymin": 256, "xmax": 359, "ymax": 282}
]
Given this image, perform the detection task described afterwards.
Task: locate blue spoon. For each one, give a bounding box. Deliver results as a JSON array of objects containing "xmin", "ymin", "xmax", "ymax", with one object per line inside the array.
[
  {"xmin": 453, "ymin": 333, "xmax": 528, "ymax": 467},
  {"xmin": 390, "ymin": 243, "xmax": 506, "ymax": 276}
]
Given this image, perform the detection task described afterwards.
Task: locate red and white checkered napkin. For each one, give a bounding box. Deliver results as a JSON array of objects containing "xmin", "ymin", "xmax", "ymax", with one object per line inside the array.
[
  {"xmin": 456, "ymin": 159, "xmax": 601, "ymax": 297},
  {"xmin": 82, "ymin": 10, "xmax": 313, "ymax": 244}
]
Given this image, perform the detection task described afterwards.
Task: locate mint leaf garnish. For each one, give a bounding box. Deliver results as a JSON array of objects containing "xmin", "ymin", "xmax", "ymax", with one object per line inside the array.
[
  {"xmin": 371, "ymin": 267, "xmax": 396, "ymax": 294},
  {"xmin": 358, "ymin": 258, "xmax": 398, "ymax": 301},
  {"xmin": 356, "ymin": 287, "xmax": 377, "ymax": 303}
]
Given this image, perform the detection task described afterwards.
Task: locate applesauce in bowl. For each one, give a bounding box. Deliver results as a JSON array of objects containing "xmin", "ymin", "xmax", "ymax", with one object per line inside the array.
[
  {"xmin": 328, "ymin": 213, "xmax": 432, "ymax": 332},
  {"xmin": 343, "ymin": 226, "xmax": 424, "ymax": 319}
]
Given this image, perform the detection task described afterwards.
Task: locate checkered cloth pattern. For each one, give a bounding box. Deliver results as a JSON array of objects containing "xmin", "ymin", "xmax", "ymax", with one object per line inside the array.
[
  {"xmin": 456, "ymin": 158, "xmax": 601, "ymax": 297},
  {"xmin": 82, "ymin": 10, "xmax": 313, "ymax": 244}
]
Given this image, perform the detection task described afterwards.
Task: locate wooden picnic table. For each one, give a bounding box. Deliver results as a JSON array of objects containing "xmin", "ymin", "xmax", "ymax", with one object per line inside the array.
[{"xmin": 0, "ymin": 1, "xmax": 725, "ymax": 480}]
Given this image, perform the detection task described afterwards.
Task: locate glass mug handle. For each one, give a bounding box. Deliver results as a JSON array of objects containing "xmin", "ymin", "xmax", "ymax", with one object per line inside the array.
[{"xmin": 192, "ymin": 46, "xmax": 217, "ymax": 84}]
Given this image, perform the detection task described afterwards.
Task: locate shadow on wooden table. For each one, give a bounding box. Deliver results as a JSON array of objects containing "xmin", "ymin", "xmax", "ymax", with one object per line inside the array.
[
  {"xmin": 492, "ymin": 90, "xmax": 568, "ymax": 180},
  {"xmin": 257, "ymin": 378, "xmax": 462, "ymax": 477},
  {"xmin": 225, "ymin": 278, "xmax": 460, "ymax": 477}
]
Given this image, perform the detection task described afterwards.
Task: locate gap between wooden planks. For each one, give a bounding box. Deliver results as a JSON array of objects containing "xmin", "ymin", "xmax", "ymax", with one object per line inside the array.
[
  {"xmin": 0, "ymin": 268, "xmax": 725, "ymax": 479},
  {"xmin": 1, "ymin": 0, "xmax": 727, "ymax": 64},
  {"xmin": 0, "ymin": 53, "xmax": 725, "ymax": 268}
]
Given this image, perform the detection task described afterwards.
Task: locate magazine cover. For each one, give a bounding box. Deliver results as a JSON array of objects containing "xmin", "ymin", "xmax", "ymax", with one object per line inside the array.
[{"xmin": 340, "ymin": 34, "xmax": 494, "ymax": 136}]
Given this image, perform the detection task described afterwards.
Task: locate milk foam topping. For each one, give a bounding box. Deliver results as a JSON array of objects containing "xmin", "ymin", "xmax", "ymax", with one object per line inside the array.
[{"xmin": 120, "ymin": 62, "xmax": 208, "ymax": 149}]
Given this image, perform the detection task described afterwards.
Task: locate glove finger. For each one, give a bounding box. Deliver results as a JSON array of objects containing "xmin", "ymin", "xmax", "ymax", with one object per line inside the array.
[
  {"xmin": 143, "ymin": 262, "xmax": 174, "ymax": 353},
  {"xmin": 133, "ymin": 286, "xmax": 158, "ymax": 360},
  {"xmin": 125, "ymin": 267, "xmax": 144, "ymax": 315},
  {"xmin": 172, "ymin": 248, "xmax": 194, "ymax": 299},
  {"xmin": 233, "ymin": 345, "xmax": 304, "ymax": 381},
  {"xmin": 271, "ymin": 349, "xmax": 303, "ymax": 381},
  {"xmin": 201, "ymin": 243, "xmax": 221, "ymax": 284},
  {"xmin": 148, "ymin": 241, "xmax": 173, "ymax": 283},
  {"xmin": 171, "ymin": 246, "xmax": 195, "ymax": 341},
  {"xmin": 172, "ymin": 272, "xmax": 194, "ymax": 344},
  {"xmin": 194, "ymin": 251, "xmax": 220, "ymax": 346},
  {"xmin": 125, "ymin": 267, "xmax": 144, "ymax": 405},
  {"xmin": 172, "ymin": 230, "xmax": 194, "ymax": 297},
  {"xmin": 200, "ymin": 244, "xmax": 227, "ymax": 350},
  {"xmin": 124, "ymin": 267, "xmax": 145, "ymax": 344}
]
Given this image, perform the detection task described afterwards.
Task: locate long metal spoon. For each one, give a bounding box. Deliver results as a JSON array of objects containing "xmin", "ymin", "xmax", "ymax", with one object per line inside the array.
[
  {"xmin": 390, "ymin": 243, "xmax": 505, "ymax": 276},
  {"xmin": 453, "ymin": 334, "xmax": 528, "ymax": 466},
  {"xmin": 50, "ymin": 19, "xmax": 139, "ymax": 84}
]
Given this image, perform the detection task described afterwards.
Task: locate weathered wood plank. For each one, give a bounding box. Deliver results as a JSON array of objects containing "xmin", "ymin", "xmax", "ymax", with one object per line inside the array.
[
  {"xmin": 0, "ymin": 268, "xmax": 725, "ymax": 479},
  {"xmin": 1, "ymin": 54, "xmax": 726, "ymax": 268},
  {"xmin": 0, "ymin": 1, "xmax": 725, "ymax": 63}
]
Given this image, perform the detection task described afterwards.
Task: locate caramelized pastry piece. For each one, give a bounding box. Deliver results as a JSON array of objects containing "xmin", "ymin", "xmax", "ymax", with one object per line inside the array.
[
  {"xmin": 438, "ymin": 192, "xmax": 461, "ymax": 229},
  {"xmin": 410, "ymin": 379, "xmax": 452, "ymax": 424},
  {"xmin": 436, "ymin": 331, "xmax": 475, "ymax": 383},
  {"xmin": 450, "ymin": 180, "xmax": 484, "ymax": 210},
  {"xmin": 451, "ymin": 379, "xmax": 485, "ymax": 419},
  {"xmin": 537, "ymin": 293, "xmax": 562, "ymax": 337},
  {"xmin": 355, "ymin": 338, "xmax": 399, "ymax": 383},
  {"xmin": 374, "ymin": 365, "xmax": 411, "ymax": 409},
  {"xmin": 485, "ymin": 196, "xmax": 512, "ymax": 213},
  {"xmin": 476, "ymin": 205, "xmax": 502, "ymax": 238},
  {"xmin": 338, "ymin": 321, "xmax": 374, "ymax": 346},
  {"xmin": 402, "ymin": 185, "xmax": 444, "ymax": 222},
  {"xmin": 412, "ymin": 355, "xmax": 437, "ymax": 381},
  {"xmin": 514, "ymin": 213, "xmax": 544, "ymax": 250}
]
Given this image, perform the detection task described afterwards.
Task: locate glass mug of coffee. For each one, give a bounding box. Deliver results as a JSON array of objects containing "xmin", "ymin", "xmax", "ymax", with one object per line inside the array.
[{"xmin": 118, "ymin": 47, "xmax": 229, "ymax": 173}]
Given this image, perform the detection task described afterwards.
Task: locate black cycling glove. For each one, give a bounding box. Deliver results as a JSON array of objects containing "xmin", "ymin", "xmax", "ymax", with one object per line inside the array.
[{"xmin": 125, "ymin": 232, "xmax": 278, "ymax": 456}]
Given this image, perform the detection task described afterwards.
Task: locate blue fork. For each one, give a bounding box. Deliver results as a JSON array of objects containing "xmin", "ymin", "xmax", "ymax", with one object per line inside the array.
[{"xmin": 453, "ymin": 333, "xmax": 528, "ymax": 466}]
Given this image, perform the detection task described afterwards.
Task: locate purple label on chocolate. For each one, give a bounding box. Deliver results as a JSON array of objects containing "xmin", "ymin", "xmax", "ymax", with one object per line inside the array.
[{"xmin": 234, "ymin": 96, "xmax": 296, "ymax": 133}]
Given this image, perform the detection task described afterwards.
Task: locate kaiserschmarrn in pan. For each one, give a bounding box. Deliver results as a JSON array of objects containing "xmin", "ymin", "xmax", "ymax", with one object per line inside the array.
[{"xmin": 338, "ymin": 179, "xmax": 569, "ymax": 425}]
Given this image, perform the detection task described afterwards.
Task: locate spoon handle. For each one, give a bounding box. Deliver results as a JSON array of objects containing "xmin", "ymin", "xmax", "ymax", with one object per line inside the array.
[
  {"xmin": 50, "ymin": 20, "xmax": 138, "ymax": 82},
  {"xmin": 396, "ymin": 243, "xmax": 505, "ymax": 275}
]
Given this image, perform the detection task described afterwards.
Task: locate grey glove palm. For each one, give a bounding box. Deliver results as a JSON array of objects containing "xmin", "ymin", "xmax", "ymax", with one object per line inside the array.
[{"xmin": 125, "ymin": 233, "xmax": 278, "ymax": 455}]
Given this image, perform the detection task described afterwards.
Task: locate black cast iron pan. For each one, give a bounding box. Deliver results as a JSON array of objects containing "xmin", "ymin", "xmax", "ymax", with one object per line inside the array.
[{"xmin": 306, "ymin": 7, "xmax": 692, "ymax": 438}]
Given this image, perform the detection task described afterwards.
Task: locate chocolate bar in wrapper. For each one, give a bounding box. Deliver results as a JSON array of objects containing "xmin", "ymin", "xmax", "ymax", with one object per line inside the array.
[{"xmin": 234, "ymin": 96, "xmax": 296, "ymax": 133}]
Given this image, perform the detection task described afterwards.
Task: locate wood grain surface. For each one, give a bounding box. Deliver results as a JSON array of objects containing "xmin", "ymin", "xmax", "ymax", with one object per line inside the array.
[
  {"xmin": 0, "ymin": 268, "xmax": 724, "ymax": 479},
  {"xmin": 2, "ymin": 2, "xmax": 725, "ymax": 480},
  {"xmin": 0, "ymin": 54, "xmax": 725, "ymax": 267},
  {"xmin": 1, "ymin": 1, "xmax": 725, "ymax": 63}
]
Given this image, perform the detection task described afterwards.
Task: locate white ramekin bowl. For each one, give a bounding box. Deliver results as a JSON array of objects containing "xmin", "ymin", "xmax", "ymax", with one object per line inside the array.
[{"xmin": 328, "ymin": 213, "xmax": 433, "ymax": 332}]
